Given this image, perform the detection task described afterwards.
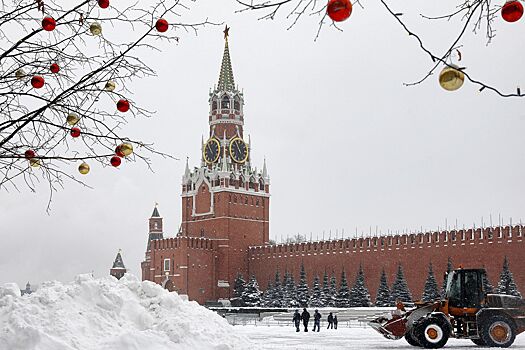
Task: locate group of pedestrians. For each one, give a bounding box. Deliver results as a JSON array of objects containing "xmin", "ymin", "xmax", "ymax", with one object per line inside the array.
[{"xmin": 292, "ymin": 308, "xmax": 338, "ymax": 332}]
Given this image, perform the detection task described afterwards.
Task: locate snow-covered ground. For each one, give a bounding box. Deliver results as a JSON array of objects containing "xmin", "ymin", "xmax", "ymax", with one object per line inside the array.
[
  {"xmin": 235, "ymin": 325, "xmax": 525, "ymax": 349},
  {"xmin": 0, "ymin": 274, "xmax": 249, "ymax": 350}
]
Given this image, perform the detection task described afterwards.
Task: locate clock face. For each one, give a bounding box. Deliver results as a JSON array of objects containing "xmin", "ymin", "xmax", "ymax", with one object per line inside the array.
[
  {"xmin": 229, "ymin": 137, "xmax": 248, "ymax": 163},
  {"xmin": 203, "ymin": 138, "xmax": 220, "ymax": 163}
]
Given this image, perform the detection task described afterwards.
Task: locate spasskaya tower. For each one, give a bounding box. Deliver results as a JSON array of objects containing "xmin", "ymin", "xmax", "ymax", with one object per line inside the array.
[{"xmin": 142, "ymin": 26, "xmax": 270, "ymax": 303}]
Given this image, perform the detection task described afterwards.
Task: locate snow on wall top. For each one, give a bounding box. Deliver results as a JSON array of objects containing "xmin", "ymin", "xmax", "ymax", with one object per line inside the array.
[{"xmin": 0, "ymin": 274, "xmax": 249, "ymax": 350}]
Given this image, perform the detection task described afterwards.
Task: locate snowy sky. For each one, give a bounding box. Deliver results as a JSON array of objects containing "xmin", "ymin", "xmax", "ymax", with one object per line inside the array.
[{"xmin": 1, "ymin": 1, "xmax": 524, "ymax": 287}]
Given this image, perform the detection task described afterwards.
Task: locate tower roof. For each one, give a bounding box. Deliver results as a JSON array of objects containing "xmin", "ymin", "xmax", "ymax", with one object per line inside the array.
[
  {"xmin": 112, "ymin": 250, "xmax": 126, "ymax": 269},
  {"xmin": 151, "ymin": 204, "xmax": 160, "ymax": 218},
  {"xmin": 217, "ymin": 25, "xmax": 235, "ymax": 92}
]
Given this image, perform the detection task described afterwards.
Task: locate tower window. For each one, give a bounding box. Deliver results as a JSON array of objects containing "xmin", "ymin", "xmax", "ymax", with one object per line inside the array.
[
  {"xmin": 163, "ymin": 258, "xmax": 170, "ymax": 272},
  {"xmin": 212, "ymin": 99, "xmax": 217, "ymax": 111},
  {"xmin": 259, "ymin": 180, "xmax": 264, "ymax": 191},
  {"xmin": 221, "ymin": 95, "xmax": 230, "ymax": 109},
  {"xmin": 234, "ymin": 96, "xmax": 240, "ymax": 110},
  {"xmin": 154, "ymin": 222, "xmax": 158, "ymax": 230}
]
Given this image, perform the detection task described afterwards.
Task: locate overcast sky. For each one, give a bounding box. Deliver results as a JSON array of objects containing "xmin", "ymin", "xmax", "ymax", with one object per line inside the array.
[{"xmin": 1, "ymin": 1, "xmax": 524, "ymax": 288}]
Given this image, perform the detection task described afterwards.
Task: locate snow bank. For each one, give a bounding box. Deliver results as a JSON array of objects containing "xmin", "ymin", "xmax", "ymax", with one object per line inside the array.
[{"xmin": 0, "ymin": 274, "xmax": 250, "ymax": 350}]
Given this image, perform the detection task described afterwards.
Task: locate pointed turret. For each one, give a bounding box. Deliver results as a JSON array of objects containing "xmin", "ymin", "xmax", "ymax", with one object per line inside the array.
[
  {"xmin": 262, "ymin": 158, "xmax": 268, "ymax": 179},
  {"xmin": 147, "ymin": 204, "xmax": 164, "ymax": 250},
  {"xmin": 217, "ymin": 25, "xmax": 235, "ymax": 92},
  {"xmin": 110, "ymin": 249, "xmax": 127, "ymax": 280}
]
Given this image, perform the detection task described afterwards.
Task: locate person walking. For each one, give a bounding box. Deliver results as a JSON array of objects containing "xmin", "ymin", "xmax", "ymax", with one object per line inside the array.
[
  {"xmin": 292, "ymin": 309, "xmax": 301, "ymax": 332},
  {"xmin": 327, "ymin": 312, "xmax": 334, "ymax": 329},
  {"xmin": 301, "ymin": 307, "xmax": 310, "ymax": 332},
  {"xmin": 312, "ymin": 309, "xmax": 321, "ymax": 332},
  {"xmin": 333, "ymin": 315, "xmax": 338, "ymax": 329}
]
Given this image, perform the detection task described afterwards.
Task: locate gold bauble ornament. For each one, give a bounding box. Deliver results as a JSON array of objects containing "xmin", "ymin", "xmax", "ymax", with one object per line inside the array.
[
  {"xmin": 105, "ymin": 80, "xmax": 116, "ymax": 92},
  {"xmin": 29, "ymin": 158, "xmax": 40, "ymax": 168},
  {"xmin": 90, "ymin": 22, "xmax": 102, "ymax": 35},
  {"xmin": 15, "ymin": 68, "xmax": 26, "ymax": 80},
  {"xmin": 78, "ymin": 162, "xmax": 90, "ymax": 175},
  {"xmin": 439, "ymin": 64, "xmax": 464, "ymax": 91},
  {"xmin": 119, "ymin": 143, "xmax": 133, "ymax": 157},
  {"xmin": 66, "ymin": 113, "xmax": 80, "ymax": 126}
]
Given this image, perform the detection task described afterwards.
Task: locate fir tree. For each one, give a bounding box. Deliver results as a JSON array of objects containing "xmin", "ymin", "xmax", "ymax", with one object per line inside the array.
[
  {"xmin": 241, "ymin": 275, "xmax": 262, "ymax": 307},
  {"xmin": 348, "ymin": 264, "xmax": 372, "ymax": 307},
  {"xmin": 421, "ymin": 262, "xmax": 441, "ymax": 302},
  {"xmin": 296, "ymin": 263, "xmax": 309, "ymax": 307},
  {"xmin": 336, "ymin": 269, "xmax": 351, "ymax": 308},
  {"xmin": 286, "ymin": 272, "xmax": 300, "ymax": 307},
  {"xmin": 441, "ymin": 257, "xmax": 453, "ymax": 297},
  {"xmin": 309, "ymin": 274, "xmax": 323, "ymax": 307},
  {"xmin": 261, "ymin": 280, "xmax": 274, "ymax": 307},
  {"xmin": 328, "ymin": 273, "xmax": 337, "ymax": 307},
  {"xmin": 390, "ymin": 263, "xmax": 412, "ymax": 303},
  {"xmin": 375, "ymin": 268, "xmax": 392, "ymax": 307},
  {"xmin": 321, "ymin": 270, "xmax": 331, "ymax": 306},
  {"xmin": 496, "ymin": 256, "xmax": 522, "ymax": 297},
  {"xmin": 482, "ymin": 266, "xmax": 494, "ymax": 294},
  {"xmin": 271, "ymin": 270, "xmax": 283, "ymax": 307},
  {"xmin": 231, "ymin": 273, "xmax": 246, "ymax": 306}
]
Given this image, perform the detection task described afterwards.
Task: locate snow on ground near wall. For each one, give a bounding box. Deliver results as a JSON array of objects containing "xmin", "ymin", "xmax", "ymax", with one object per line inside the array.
[
  {"xmin": 235, "ymin": 325, "xmax": 525, "ymax": 350},
  {"xmin": 0, "ymin": 274, "xmax": 249, "ymax": 350}
]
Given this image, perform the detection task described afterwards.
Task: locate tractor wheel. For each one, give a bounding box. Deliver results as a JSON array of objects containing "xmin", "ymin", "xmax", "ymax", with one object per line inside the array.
[
  {"xmin": 471, "ymin": 338, "xmax": 487, "ymax": 346},
  {"xmin": 405, "ymin": 328, "xmax": 421, "ymax": 347},
  {"xmin": 479, "ymin": 314, "xmax": 516, "ymax": 348},
  {"xmin": 414, "ymin": 317, "xmax": 450, "ymax": 349}
]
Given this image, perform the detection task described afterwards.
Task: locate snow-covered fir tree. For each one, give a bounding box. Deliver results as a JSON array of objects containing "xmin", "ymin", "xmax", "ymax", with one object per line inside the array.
[
  {"xmin": 375, "ymin": 268, "xmax": 391, "ymax": 307},
  {"xmin": 348, "ymin": 264, "xmax": 371, "ymax": 307},
  {"xmin": 261, "ymin": 280, "xmax": 274, "ymax": 307},
  {"xmin": 390, "ymin": 263, "xmax": 412, "ymax": 303},
  {"xmin": 496, "ymin": 256, "xmax": 522, "ymax": 297},
  {"xmin": 283, "ymin": 273, "xmax": 300, "ymax": 307},
  {"xmin": 270, "ymin": 270, "xmax": 283, "ymax": 307},
  {"xmin": 296, "ymin": 263, "xmax": 309, "ymax": 307},
  {"xmin": 309, "ymin": 274, "xmax": 323, "ymax": 307},
  {"xmin": 241, "ymin": 275, "xmax": 262, "ymax": 307},
  {"xmin": 441, "ymin": 257, "xmax": 453, "ymax": 296},
  {"xmin": 328, "ymin": 273, "xmax": 337, "ymax": 307},
  {"xmin": 231, "ymin": 273, "xmax": 246, "ymax": 306},
  {"xmin": 336, "ymin": 269, "xmax": 350, "ymax": 308},
  {"xmin": 482, "ymin": 265, "xmax": 494, "ymax": 294},
  {"xmin": 421, "ymin": 262, "xmax": 440, "ymax": 302},
  {"xmin": 321, "ymin": 271, "xmax": 331, "ymax": 306}
]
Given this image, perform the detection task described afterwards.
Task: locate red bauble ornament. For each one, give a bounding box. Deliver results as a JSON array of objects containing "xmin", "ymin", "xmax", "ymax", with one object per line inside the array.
[
  {"xmin": 31, "ymin": 76, "xmax": 45, "ymax": 89},
  {"xmin": 117, "ymin": 99, "xmax": 130, "ymax": 112},
  {"xmin": 115, "ymin": 145, "xmax": 125, "ymax": 158},
  {"xmin": 24, "ymin": 149, "xmax": 36, "ymax": 159},
  {"xmin": 50, "ymin": 63, "xmax": 60, "ymax": 74},
  {"xmin": 156, "ymin": 18, "xmax": 169, "ymax": 32},
  {"xmin": 110, "ymin": 156, "xmax": 121, "ymax": 167},
  {"xmin": 327, "ymin": 0, "xmax": 352, "ymax": 22},
  {"xmin": 98, "ymin": 0, "xmax": 110, "ymax": 8},
  {"xmin": 42, "ymin": 16, "xmax": 56, "ymax": 31},
  {"xmin": 70, "ymin": 127, "xmax": 81, "ymax": 138},
  {"xmin": 502, "ymin": 1, "xmax": 524, "ymax": 22}
]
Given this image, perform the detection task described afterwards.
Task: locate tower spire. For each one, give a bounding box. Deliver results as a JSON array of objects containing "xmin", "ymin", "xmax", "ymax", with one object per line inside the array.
[{"xmin": 217, "ymin": 25, "xmax": 235, "ymax": 92}]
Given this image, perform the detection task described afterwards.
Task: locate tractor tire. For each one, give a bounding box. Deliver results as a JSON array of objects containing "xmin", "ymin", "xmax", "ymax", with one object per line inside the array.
[
  {"xmin": 471, "ymin": 338, "xmax": 487, "ymax": 346},
  {"xmin": 405, "ymin": 328, "xmax": 421, "ymax": 347},
  {"xmin": 479, "ymin": 314, "xmax": 516, "ymax": 348},
  {"xmin": 414, "ymin": 317, "xmax": 450, "ymax": 349}
]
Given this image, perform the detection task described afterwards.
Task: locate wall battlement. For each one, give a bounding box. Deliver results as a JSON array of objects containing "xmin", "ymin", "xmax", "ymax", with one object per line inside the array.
[{"xmin": 149, "ymin": 236, "xmax": 217, "ymax": 251}]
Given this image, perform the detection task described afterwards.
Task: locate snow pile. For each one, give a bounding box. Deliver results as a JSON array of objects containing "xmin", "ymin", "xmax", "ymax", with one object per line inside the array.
[{"xmin": 0, "ymin": 274, "xmax": 250, "ymax": 350}]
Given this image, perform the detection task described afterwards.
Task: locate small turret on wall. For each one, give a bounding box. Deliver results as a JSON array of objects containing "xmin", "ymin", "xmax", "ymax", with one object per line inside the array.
[{"xmin": 110, "ymin": 249, "xmax": 127, "ymax": 280}]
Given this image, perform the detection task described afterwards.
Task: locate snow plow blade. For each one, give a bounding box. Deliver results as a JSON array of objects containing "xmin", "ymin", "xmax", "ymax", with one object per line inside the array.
[{"xmin": 368, "ymin": 315, "xmax": 407, "ymax": 340}]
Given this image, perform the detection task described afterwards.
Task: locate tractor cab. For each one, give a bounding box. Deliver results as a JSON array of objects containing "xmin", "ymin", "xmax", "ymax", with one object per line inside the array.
[{"xmin": 445, "ymin": 268, "xmax": 485, "ymax": 313}]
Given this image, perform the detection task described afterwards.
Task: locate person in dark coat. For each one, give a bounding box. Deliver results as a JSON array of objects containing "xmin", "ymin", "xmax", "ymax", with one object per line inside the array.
[
  {"xmin": 292, "ymin": 309, "xmax": 301, "ymax": 332},
  {"xmin": 313, "ymin": 309, "xmax": 321, "ymax": 332},
  {"xmin": 333, "ymin": 315, "xmax": 338, "ymax": 329},
  {"xmin": 301, "ymin": 307, "xmax": 310, "ymax": 332},
  {"xmin": 327, "ymin": 312, "xmax": 334, "ymax": 329}
]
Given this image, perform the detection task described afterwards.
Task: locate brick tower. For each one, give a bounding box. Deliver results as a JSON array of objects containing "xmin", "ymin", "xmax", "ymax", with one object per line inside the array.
[
  {"xmin": 141, "ymin": 27, "xmax": 270, "ymax": 303},
  {"xmin": 110, "ymin": 250, "xmax": 126, "ymax": 280}
]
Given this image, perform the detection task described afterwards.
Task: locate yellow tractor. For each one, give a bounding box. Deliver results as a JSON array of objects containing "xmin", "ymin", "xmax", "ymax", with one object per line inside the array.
[{"xmin": 369, "ymin": 268, "xmax": 525, "ymax": 348}]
